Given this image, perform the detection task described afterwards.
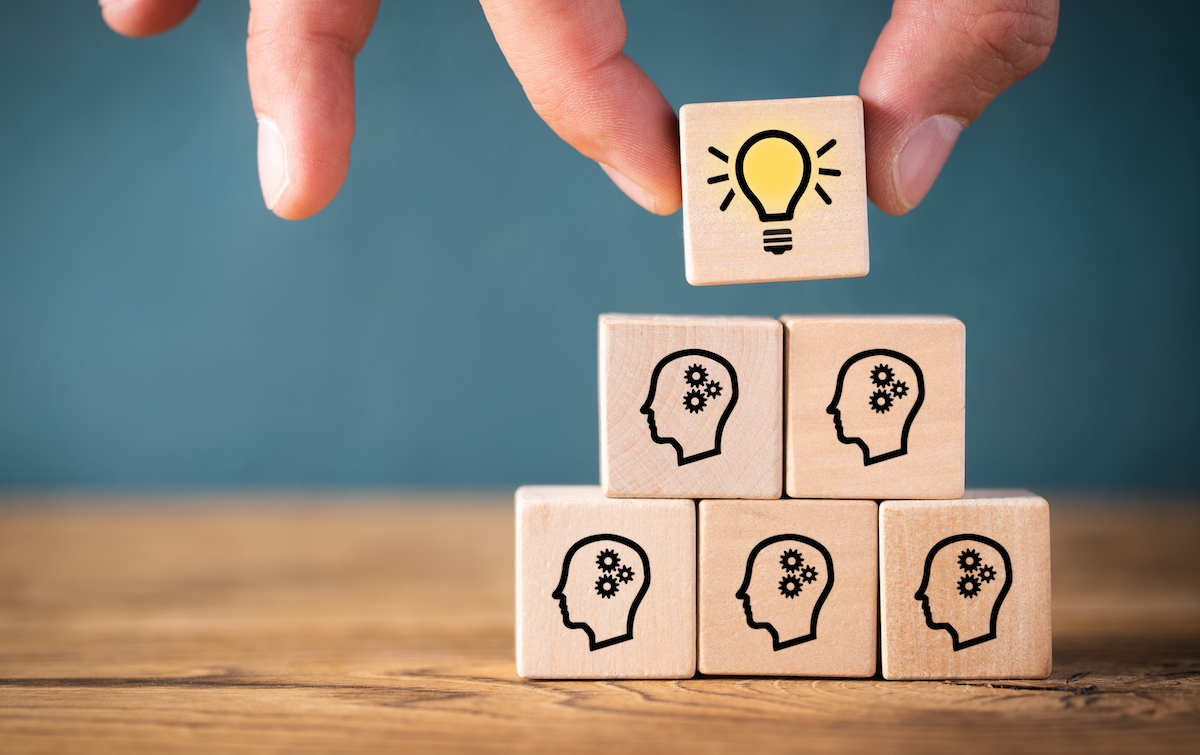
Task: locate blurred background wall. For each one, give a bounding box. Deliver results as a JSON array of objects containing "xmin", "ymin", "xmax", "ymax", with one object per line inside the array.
[{"xmin": 0, "ymin": 1, "xmax": 1196, "ymax": 491}]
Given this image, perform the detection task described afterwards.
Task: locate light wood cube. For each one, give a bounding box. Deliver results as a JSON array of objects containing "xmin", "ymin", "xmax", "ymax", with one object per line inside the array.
[
  {"xmin": 515, "ymin": 486, "xmax": 696, "ymax": 679},
  {"xmin": 782, "ymin": 315, "xmax": 965, "ymax": 500},
  {"xmin": 680, "ymin": 96, "xmax": 868, "ymax": 286},
  {"xmin": 879, "ymin": 491, "xmax": 1052, "ymax": 680},
  {"xmin": 600, "ymin": 314, "xmax": 783, "ymax": 500},
  {"xmin": 698, "ymin": 499, "xmax": 878, "ymax": 677}
]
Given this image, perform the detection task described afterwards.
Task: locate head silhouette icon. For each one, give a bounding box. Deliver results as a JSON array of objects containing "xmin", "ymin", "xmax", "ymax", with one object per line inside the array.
[
  {"xmin": 827, "ymin": 349, "xmax": 925, "ymax": 466},
  {"xmin": 552, "ymin": 534, "xmax": 650, "ymax": 651},
  {"xmin": 915, "ymin": 534, "xmax": 1012, "ymax": 651},
  {"xmin": 735, "ymin": 535, "xmax": 834, "ymax": 650},
  {"xmin": 641, "ymin": 349, "xmax": 738, "ymax": 466}
]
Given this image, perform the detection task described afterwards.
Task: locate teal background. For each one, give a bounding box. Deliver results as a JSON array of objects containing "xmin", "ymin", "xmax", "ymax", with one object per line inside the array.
[{"xmin": 0, "ymin": 1, "xmax": 1197, "ymax": 489}]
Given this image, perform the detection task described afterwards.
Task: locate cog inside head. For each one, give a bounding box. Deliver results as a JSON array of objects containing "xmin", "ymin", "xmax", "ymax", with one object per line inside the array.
[
  {"xmin": 957, "ymin": 573, "xmax": 981, "ymax": 598},
  {"xmin": 779, "ymin": 574, "xmax": 802, "ymax": 598},
  {"xmin": 596, "ymin": 549, "xmax": 620, "ymax": 572},
  {"xmin": 891, "ymin": 380, "xmax": 909, "ymax": 399},
  {"xmin": 977, "ymin": 564, "xmax": 996, "ymax": 583},
  {"xmin": 683, "ymin": 389, "xmax": 708, "ymax": 414},
  {"xmin": 616, "ymin": 565, "xmax": 635, "ymax": 584},
  {"xmin": 595, "ymin": 574, "xmax": 620, "ymax": 598},
  {"xmin": 870, "ymin": 389, "xmax": 894, "ymax": 414},
  {"xmin": 685, "ymin": 364, "xmax": 709, "ymax": 387},
  {"xmin": 779, "ymin": 549, "xmax": 803, "ymax": 572},
  {"xmin": 704, "ymin": 381, "xmax": 723, "ymax": 399},
  {"xmin": 800, "ymin": 564, "xmax": 819, "ymax": 584},
  {"xmin": 871, "ymin": 364, "xmax": 895, "ymax": 387},
  {"xmin": 957, "ymin": 548, "xmax": 980, "ymax": 572}
]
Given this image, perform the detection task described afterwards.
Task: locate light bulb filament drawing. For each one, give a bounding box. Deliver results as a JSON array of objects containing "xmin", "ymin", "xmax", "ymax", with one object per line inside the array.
[{"xmin": 708, "ymin": 131, "xmax": 840, "ymax": 254}]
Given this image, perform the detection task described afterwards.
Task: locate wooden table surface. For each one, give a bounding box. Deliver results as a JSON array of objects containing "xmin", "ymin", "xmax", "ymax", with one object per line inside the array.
[{"xmin": 0, "ymin": 493, "xmax": 1197, "ymax": 753}]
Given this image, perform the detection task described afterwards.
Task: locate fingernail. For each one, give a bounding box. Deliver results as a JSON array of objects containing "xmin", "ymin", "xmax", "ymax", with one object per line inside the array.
[
  {"xmin": 896, "ymin": 116, "xmax": 962, "ymax": 211},
  {"xmin": 98, "ymin": 0, "xmax": 127, "ymax": 7},
  {"xmin": 256, "ymin": 114, "xmax": 290, "ymax": 212},
  {"xmin": 600, "ymin": 163, "xmax": 657, "ymax": 214}
]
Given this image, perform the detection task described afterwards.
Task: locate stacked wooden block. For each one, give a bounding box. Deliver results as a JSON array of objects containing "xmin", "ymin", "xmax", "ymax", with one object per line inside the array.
[{"xmin": 516, "ymin": 98, "xmax": 1051, "ymax": 682}]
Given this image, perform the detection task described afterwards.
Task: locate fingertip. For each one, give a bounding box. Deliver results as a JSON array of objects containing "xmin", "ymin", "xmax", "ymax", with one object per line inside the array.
[{"xmin": 100, "ymin": 0, "xmax": 200, "ymax": 38}]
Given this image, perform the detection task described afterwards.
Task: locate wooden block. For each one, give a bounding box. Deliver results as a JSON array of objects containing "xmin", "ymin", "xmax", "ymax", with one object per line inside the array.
[
  {"xmin": 698, "ymin": 498, "xmax": 878, "ymax": 677},
  {"xmin": 515, "ymin": 486, "xmax": 696, "ymax": 679},
  {"xmin": 782, "ymin": 315, "xmax": 965, "ymax": 500},
  {"xmin": 879, "ymin": 490, "xmax": 1052, "ymax": 680},
  {"xmin": 600, "ymin": 314, "xmax": 783, "ymax": 499},
  {"xmin": 680, "ymin": 96, "xmax": 868, "ymax": 286}
]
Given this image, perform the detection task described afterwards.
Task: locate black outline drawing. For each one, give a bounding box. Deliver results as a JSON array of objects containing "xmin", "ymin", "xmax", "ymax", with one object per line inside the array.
[
  {"xmin": 736, "ymin": 534, "xmax": 835, "ymax": 651},
  {"xmin": 552, "ymin": 534, "xmax": 651, "ymax": 651},
  {"xmin": 915, "ymin": 534, "xmax": 1013, "ymax": 651},
  {"xmin": 827, "ymin": 348, "xmax": 925, "ymax": 466},
  {"xmin": 640, "ymin": 349, "xmax": 739, "ymax": 466},
  {"xmin": 707, "ymin": 132, "xmax": 840, "ymax": 254}
]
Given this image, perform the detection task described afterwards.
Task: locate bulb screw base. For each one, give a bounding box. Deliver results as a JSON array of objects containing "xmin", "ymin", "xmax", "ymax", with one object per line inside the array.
[{"xmin": 762, "ymin": 228, "xmax": 792, "ymax": 255}]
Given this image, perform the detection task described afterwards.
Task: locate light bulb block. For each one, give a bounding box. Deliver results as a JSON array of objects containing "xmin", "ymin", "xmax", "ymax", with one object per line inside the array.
[
  {"xmin": 680, "ymin": 96, "xmax": 869, "ymax": 286},
  {"xmin": 515, "ymin": 486, "xmax": 696, "ymax": 679},
  {"xmin": 879, "ymin": 491, "xmax": 1052, "ymax": 680},
  {"xmin": 600, "ymin": 314, "xmax": 783, "ymax": 499},
  {"xmin": 782, "ymin": 315, "xmax": 965, "ymax": 500},
  {"xmin": 698, "ymin": 498, "xmax": 878, "ymax": 677}
]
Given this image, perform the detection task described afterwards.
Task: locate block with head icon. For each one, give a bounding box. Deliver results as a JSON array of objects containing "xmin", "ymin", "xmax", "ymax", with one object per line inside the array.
[
  {"xmin": 515, "ymin": 486, "xmax": 696, "ymax": 679},
  {"xmin": 680, "ymin": 96, "xmax": 868, "ymax": 285},
  {"xmin": 879, "ymin": 491, "xmax": 1052, "ymax": 680},
  {"xmin": 698, "ymin": 498, "xmax": 878, "ymax": 677},
  {"xmin": 600, "ymin": 314, "xmax": 783, "ymax": 499},
  {"xmin": 782, "ymin": 315, "xmax": 965, "ymax": 499}
]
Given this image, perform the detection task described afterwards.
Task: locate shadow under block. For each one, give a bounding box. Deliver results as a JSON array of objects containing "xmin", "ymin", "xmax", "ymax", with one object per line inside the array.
[
  {"xmin": 698, "ymin": 499, "xmax": 878, "ymax": 677},
  {"xmin": 879, "ymin": 491, "xmax": 1052, "ymax": 680},
  {"xmin": 515, "ymin": 486, "xmax": 696, "ymax": 679},
  {"xmin": 680, "ymin": 96, "xmax": 868, "ymax": 286},
  {"xmin": 600, "ymin": 314, "xmax": 783, "ymax": 500},
  {"xmin": 782, "ymin": 315, "xmax": 965, "ymax": 500}
]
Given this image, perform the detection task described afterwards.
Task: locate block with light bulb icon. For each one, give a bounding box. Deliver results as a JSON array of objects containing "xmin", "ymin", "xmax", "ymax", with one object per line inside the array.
[
  {"xmin": 680, "ymin": 96, "xmax": 868, "ymax": 286},
  {"xmin": 781, "ymin": 315, "xmax": 965, "ymax": 500},
  {"xmin": 879, "ymin": 491, "xmax": 1052, "ymax": 680}
]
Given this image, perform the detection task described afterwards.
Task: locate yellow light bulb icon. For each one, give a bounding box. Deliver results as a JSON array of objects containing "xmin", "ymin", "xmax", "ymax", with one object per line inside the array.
[{"xmin": 735, "ymin": 131, "xmax": 811, "ymax": 254}]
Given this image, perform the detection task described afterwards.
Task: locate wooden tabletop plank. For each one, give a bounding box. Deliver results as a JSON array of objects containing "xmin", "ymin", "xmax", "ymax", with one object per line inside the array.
[{"xmin": 0, "ymin": 493, "xmax": 1197, "ymax": 753}]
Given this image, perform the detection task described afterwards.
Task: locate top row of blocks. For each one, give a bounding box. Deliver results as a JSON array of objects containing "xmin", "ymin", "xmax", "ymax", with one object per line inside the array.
[
  {"xmin": 600, "ymin": 314, "xmax": 965, "ymax": 500},
  {"xmin": 681, "ymin": 95, "xmax": 868, "ymax": 285}
]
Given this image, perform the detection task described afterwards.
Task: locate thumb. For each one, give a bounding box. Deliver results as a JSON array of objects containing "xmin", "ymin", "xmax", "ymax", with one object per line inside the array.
[{"xmin": 860, "ymin": 0, "xmax": 1059, "ymax": 215}]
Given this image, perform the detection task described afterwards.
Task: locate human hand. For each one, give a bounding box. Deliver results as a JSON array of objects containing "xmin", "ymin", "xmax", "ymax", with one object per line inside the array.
[{"xmin": 101, "ymin": 0, "xmax": 1058, "ymax": 219}]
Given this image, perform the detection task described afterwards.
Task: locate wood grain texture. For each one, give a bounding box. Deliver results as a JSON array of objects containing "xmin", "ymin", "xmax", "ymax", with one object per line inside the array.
[
  {"xmin": 783, "ymin": 315, "xmax": 966, "ymax": 499},
  {"xmin": 681, "ymin": 96, "xmax": 868, "ymax": 285},
  {"xmin": 600, "ymin": 314, "xmax": 783, "ymax": 499},
  {"xmin": 516, "ymin": 486, "xmax": 695, "ymax": 679},
  {"xmin": 0, "ymin": 493, "xmax": 1198, "ymax": 754},
  {"xmin": 699, "ymin": 499, "xmax": 877, "ymax": 677},
  {"xmin": 880, "ymin": 491, "xmax": 1052, "ymax": 680}
]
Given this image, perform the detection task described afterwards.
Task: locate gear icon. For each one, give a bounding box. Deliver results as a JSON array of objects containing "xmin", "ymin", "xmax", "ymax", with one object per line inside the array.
[
  {"xmin": 977, "ymin": 564, "xmax": 996, "ymax": 583},
  {"xmin": 779, "ymin": 574, "xmax": 802, "ymax": 598},
  {"xmin": 704, "ymin": 381, "xmax": 723, "ymax": 399},
  {"xmin": 779, "ymin": 549, "xmax": 803, "ymax": 572},
  {"xmin": 870, "ymin": 389, "xmax": 894, "ymax": 414},
  {"xmin": 871, "ymin": 364, "xmax": 895, "ymax": 387},
  {"xmin": 800, "ymin": 564, "xmax": 819, "ymax": 584},
  {"xmin": 595, "ymin": 574, "xmax": 620, "ymax": 598},
  {"xmin": 683, "ymin": 389, "xmax": 707, "ymax": 414},
  {"xmin": 616, "ymin": 565, "xmax": 635, "ymax": 584},
  {"xmin": 596, "ymin": 549, "xmax": 620, "ymax": 572},
  {"xmin": 957, "ymin": 573, "xmax": 981, "ymax": 598},
  {"xmin": 891, "ymin": 380, "xmax": 909, "ymax": 399},
  {"xmin": 685, "ymin": 364, "xmax": 709, "ymax": 387},
  {"xmin": 957, "ymin": 548, "xmax": 981, "ymax": 572}
]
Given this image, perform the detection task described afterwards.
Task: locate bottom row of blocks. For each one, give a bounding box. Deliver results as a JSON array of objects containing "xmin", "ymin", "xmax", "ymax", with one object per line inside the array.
[{"xmin": 516, "ymin": 486, "xmax": 1051, "ymax": 681}]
